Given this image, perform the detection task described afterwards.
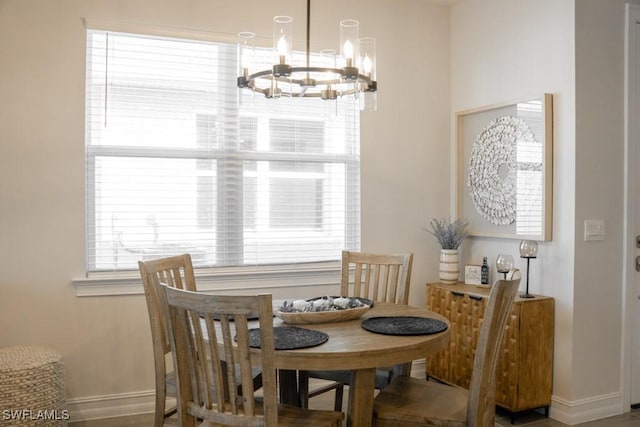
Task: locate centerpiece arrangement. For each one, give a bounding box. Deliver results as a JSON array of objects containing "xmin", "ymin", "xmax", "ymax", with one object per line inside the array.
[
  {"xmin": 275, "ymin": 296, "xmax": 373, "ymax": 325},
  {"xmin": 426, "ymin": 218, "xmax": 468, "ymax": 284}
]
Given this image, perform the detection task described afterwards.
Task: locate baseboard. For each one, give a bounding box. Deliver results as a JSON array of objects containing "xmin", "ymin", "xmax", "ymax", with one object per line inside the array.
[
  {"xmin": 550, "ymin": 392, "xmax": 625, "ymax": 425},
  {"xmin": 66, "ymin": 390, "xmax": 156, "ymax": 422}
]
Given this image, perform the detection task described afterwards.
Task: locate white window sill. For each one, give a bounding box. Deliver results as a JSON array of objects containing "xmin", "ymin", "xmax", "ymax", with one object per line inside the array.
[{"xmin": 73, "ymin": 262, "xmax": 341, "ymax": 297}]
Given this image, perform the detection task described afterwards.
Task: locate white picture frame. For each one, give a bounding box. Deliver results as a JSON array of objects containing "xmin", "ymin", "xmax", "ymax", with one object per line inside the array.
[{"xmin": 464, "ymin": 265, "xmax": 482, "ymax": 285}]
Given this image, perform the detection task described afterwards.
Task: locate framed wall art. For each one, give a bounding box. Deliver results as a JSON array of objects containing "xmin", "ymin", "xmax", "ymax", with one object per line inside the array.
[{"xmin": 455, "ymin": 94, "xmax": 553, "ymax": 241}]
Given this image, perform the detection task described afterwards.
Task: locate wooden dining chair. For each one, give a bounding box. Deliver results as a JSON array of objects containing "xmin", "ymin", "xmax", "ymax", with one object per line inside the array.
[
  {"xmin": 159, "ymin": 285, "xmax": 344, "ymax": 427},
  {"xmin": 139, "ymin": 254, "xmax": 197, "ymax": 427},
  {"xmin": 139, "ymin": 254, "xmax": 263, "ymax": 427},
  {"xmin": 298, "ymin": 250, "xmax": 414, "ymax": 411},
  {"xmin": 372, "ymin": 270, "xmax": 522, "ymax": 427}
]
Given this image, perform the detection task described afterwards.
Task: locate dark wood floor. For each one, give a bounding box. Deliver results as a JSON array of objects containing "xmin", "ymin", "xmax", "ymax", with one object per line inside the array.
[
  {"xmin": 68, "ymin": 409, "xmax": 640, "ymax": 427},
  {"xmin": 69, "ymin": 382, "xmax": 640, "ymax": 427}
]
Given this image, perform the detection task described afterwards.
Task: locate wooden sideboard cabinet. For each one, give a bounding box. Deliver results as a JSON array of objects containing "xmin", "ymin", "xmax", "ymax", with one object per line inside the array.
[{"xmin": 425, "ymin": 282, "xmax": 554, "ymax": 415}]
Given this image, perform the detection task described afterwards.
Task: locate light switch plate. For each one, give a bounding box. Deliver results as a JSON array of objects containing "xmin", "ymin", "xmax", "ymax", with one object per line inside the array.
[{"xmin": 584, "ymin": 219, "xmax": 605, "ymax": 241}]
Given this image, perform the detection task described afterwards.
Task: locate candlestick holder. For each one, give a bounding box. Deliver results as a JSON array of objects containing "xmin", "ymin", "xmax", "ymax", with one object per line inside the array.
[
  {"xmin": 519, "ymin": 240, "xmax": 538, "ymax": 298},
  {"xmin": 496, "ymin": 254, "xmax": 514, "ymax": 280}
]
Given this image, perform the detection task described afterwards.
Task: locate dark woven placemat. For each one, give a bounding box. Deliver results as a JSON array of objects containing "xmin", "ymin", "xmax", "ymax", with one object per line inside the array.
[
  {"xmin": 245, "ymin": 326, "xmax": 329, "ymax": 350},
  {"xmin": 361, "ymin": 316, "xmax": 448, "ymax": 336}
]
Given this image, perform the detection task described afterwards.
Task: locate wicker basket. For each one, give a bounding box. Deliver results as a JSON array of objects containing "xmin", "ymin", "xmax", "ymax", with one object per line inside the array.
[{"xmin": 0, "ymin": 346, "xmax": 67, "ymax": 426}]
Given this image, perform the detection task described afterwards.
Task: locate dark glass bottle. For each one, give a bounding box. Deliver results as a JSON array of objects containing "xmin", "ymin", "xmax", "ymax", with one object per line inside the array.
[{"xmin": 481, "ymin": 257, "xmax": 489, "ymax": 284}]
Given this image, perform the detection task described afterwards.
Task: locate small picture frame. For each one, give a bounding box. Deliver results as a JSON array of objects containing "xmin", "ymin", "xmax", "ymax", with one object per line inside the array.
[{"xmin": 464, "ymin": 265, "xmax": 482, "ymax": 285}]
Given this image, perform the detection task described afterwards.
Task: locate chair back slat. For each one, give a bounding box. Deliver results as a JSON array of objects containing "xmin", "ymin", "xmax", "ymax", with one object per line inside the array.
[
  {"xmin": 467, "ymin": 271, "xmax": 521, "ymax": 426},
  {"xmin": 340, "ymin": 251, "xmax": 413, "ymax": 304},
  {"xmin": 161, "ymin": 287, "xmax": 278, "ymax": 427}
]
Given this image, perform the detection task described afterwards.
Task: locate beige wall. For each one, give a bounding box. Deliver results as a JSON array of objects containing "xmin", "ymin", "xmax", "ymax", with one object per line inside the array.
[
  {"xmin": 573, "ymin": 0, "xmax": 626, "ymax": 403},
  {"xmin": 451, "ymin": 0, "xmax": 578, "ymax": 409},
  {"xmin": 0, "ymin": 0, "xmax": 450, "ymax": 418}
]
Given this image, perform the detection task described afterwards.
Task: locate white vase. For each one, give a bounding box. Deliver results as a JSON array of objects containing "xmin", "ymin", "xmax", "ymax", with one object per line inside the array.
[{"xmin": 439, "ymin": 249, "xmax": 459, "ymax": 284}]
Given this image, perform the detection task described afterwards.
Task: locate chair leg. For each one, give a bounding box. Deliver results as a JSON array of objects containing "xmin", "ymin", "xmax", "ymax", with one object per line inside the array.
[
  {"xmin": 154, "ymin": 390, "xmax": 166, "ymax": 427},
  {"xmin": 279, "ymin": 370, "xmax": 301, "ymax": 406},
  {"xmin": 298, "ymin": 370, "xmax": 310, "ymax": 408},
  {"xmin": 333, "ymin": 384, "xmax": 344, "ymax": 412},
  {"xmin": 154, "ymin": 412, "xmax": 164, "ymax": 427}
]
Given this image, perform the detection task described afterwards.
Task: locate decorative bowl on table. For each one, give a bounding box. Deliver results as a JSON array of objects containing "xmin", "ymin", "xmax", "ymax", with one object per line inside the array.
[{"xmin": 275, "ymin": 296, "xmax": 373, "ymax": 325}]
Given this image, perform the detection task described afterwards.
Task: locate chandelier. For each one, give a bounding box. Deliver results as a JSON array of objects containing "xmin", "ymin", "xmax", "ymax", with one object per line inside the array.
[{"xmin": 236, "ymin": 0, "xmax": 377, "ymax": 109}]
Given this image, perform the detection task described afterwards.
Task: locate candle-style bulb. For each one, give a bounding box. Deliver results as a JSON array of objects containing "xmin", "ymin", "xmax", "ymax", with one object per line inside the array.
[
  {"xmin": 362, "ymin": 55, "xmax": 372, "ymax": 75},
  {"xmin": 343, "ymin": 40, "xmax": 353, "ymax": 66},
  {"xmin": 277, "ymin": 35, "xmax": 288, "ymax": 56}
]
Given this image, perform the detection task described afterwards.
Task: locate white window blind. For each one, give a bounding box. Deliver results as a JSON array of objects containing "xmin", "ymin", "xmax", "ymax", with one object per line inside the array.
[
  {"xmin": 85, "ymin": 29, "xmax": 360, "ymax": 272},
  {"xmin": 515, "ymin": 99, "xmax": 544, "ymax": 237}
]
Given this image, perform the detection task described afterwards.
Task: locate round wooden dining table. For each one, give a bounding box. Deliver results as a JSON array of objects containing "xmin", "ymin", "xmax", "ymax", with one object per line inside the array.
[{"xmin": 268, "ymin": 302, "xmax": 450, "ymax": 427}]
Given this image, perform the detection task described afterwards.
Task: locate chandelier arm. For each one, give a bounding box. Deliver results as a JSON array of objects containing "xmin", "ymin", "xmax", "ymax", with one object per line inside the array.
[
  {"xmin": 289, "ymin": 67, "xmax": 377, "ymax": 87},
  {"xmin": 292, "ymin": 66, "xmax": 343, "ymax": 74},
  {"xmin": 247, "ymin": 67, "xmax": 375, "ymax": 83},
  {"xmin": 283, "ymin": 76, "xmax": 342, "ymax": 86},
  {"xmin": 245, "ymin": 70, "xmax": 377, "ymax": 91},
  {"xmin": 247, "ymin": 66, "xmax": 341, "ymax": 81},
  {"xmin": 243, "ymin": 81, "xmax": 376, "ymax": 98},
  {"xmin": 247, "ymin": 69, "xmax": 277, "ymax": 80}
]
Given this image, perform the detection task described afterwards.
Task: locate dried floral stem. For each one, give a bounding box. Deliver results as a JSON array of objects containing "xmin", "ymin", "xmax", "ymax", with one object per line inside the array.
[{"xmin": 426, "ymin": 218, "xmax": 469, "ymax": 250}]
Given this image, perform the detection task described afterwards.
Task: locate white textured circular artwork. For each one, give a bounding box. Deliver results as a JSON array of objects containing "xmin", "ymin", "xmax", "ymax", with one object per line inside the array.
[{"xmin": 467, "ymin": 115, "xmax": 536, "ymax": 226}]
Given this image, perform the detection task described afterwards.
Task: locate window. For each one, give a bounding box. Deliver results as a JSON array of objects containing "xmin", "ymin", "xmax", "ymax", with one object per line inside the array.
[{"xmin": 85, "ymin": 30, "xmax": 360, "ymax": 272}]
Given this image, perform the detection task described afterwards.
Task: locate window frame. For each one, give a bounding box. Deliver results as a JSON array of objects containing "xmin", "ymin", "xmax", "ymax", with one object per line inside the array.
[{"xmin": 77, "ymin": 21, "xmax": 361, "ymax": 291}]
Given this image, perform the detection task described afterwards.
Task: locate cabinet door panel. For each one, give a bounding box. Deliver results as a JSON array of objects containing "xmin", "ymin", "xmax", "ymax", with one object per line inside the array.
[
  {"xmin": 516, "ymin": 298, "xmax": 554, "ymax": 410},
  {"xmin": 450, "ymin": 292, "xmax": 486, "ymax": 388},
  {"xmin": 425, "ymin": 285, "xmax": 451, "ymax": 380},
  {"xmin": 495, "ymin": 304, "xmax": 520, "ymax": 409}
]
